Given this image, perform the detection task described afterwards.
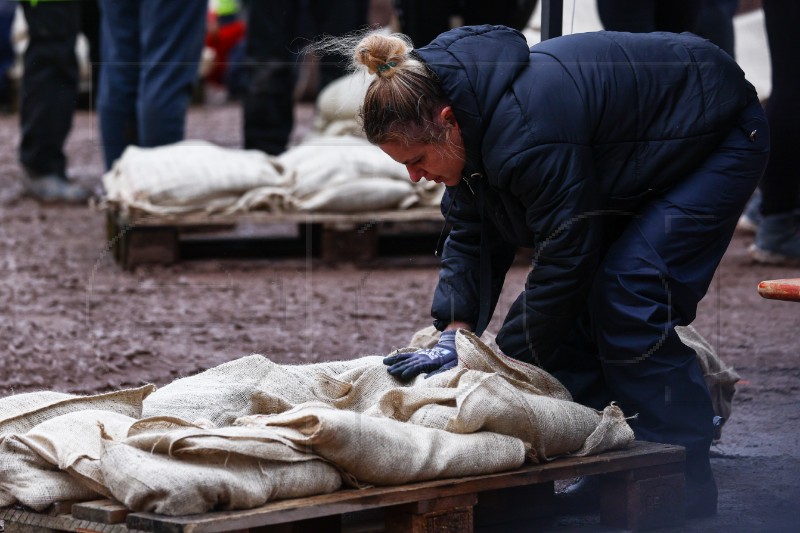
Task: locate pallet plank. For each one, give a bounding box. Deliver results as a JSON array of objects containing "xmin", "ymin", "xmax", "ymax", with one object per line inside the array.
[
  {"xmin": 2, "ymin": 442, "xmax": 684, "ymax": 533},
  {"xmin": 72, "ymin": 501, "xmax": 129, "ymax": 525},
  {"xmin": 106, "ymin": 207, "xmax": 445, "ymax": 268},
  {"xmin": 125, "ymin": 442, "xmax": 682, "ymax": 533}
]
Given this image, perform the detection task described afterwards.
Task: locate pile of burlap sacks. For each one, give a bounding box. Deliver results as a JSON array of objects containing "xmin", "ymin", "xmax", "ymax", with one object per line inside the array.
[
  {"xmin": 0, "ymin": 330, "xmax": 639, "ymax": 517},
  {"xmin": 102, "ymin": 73, "xmax": 444, "ymax": 217}
]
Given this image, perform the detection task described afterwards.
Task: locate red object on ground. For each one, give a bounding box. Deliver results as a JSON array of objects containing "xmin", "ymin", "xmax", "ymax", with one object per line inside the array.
[
  {"xmin": 757, "ymin": 278, "xmax": 800, "ymax": 302},
  {"xmin": 205, "ymin": 16, "xmax": 246, "ymax": 85}
]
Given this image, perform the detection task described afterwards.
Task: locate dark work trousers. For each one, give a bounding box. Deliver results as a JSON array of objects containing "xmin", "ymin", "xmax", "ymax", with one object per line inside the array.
[
  {"xmin": 596, "ymin": 0, "xmax": 701, "ymax": 33},
  {"xmin": 548, "ymin": 98, "xmax": 769, "ymax": 486},
  {"xmin": 19, "ymin": 1, "xmax": 82, "ymax": 177},
  {"xmin": 394, "ymin": 0, "xmax": 538, "ymax": 48},
  {"xmin": 760, "ymin": 0, "xmax": 800, "ymax": 216},
  {"xmin": 693, "ymin": 0, "xmax": 738, "ymax": 58},
  {"xmin": 97, "ymin": 0, "xmax": 207, "ymax": 170},
  {"xmin": 0, "ymin": 0, "xmax": 16, "ymax": 103},
  {"xmin": 242, "ymin": 0, "xmax": 368, "ymax": 155}
]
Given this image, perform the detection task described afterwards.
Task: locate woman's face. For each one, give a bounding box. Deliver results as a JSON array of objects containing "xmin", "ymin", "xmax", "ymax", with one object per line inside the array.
[{"xmin": 379, "ymin": 107, "xmax": 465, "ymax": 187}]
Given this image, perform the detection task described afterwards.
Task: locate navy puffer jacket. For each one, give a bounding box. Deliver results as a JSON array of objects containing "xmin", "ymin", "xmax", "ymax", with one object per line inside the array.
[{"xmin": 417, "ymin": 26, "xmax": 756, "ymax": 365}]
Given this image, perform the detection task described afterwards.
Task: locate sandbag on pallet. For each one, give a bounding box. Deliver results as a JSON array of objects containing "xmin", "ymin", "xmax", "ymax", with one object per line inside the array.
[
  {"xmin": 0, "ymin": 410, "xmax": 136, "ymax": 511},
  {"xmin": 99, "ymin": 426, "xmax": 342, "ymax": 516},
  {"xmin": 0, "ymin": 330, "xmax": 636, "ymax": 517},
  {"xmin": 236, "ymin": 403, "xmax": 527, "ymax": 486},
  {"xmin": 0, "ymin": 385, "xmax": 155, "ymax": 441}
]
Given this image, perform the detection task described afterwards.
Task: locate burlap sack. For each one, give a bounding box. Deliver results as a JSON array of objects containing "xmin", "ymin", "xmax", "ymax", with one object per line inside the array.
[
  {"xmin": 99, "ymin": 430, "xmax": 342, "ymax": 516},
  {"xmin": 236, "ymin": 403, "xmax": 527, "ymax": 486},
  {"xmin": 0, "ymin": 489, "xmax": 14, "ymax": 507},
  {"xmin": 0, "ymin": 385, "xmax": 154, "ymax": 442},
  {"xmin": 142, "ymin": 355, "xmax": 302, "ymax": 426},
  {"xmin": 297, "ymin": 177, "xmax": 416, "ymax": 212},
  {"xmin": 572, "ymin": 403, "xmax": 635, "ymax": 456},
  {"xmin": 398, "ymin": 329, "xmax": 573, "ymax": 401},
  {"xmin": 102, "ymin": 141, "xmax": 290, "ymax": 215},
  {"xmin": 124, "ymin": 416, "xmax": 326, "ymax": 466},
  {"xmin": 276, "ymin": 136, "xmax": 409, "ymax": 200},
  {"xmin": 13, "ymin": 410, "xmax": 137, "ymax": 498},
  {"xmin": 378, "ymin": 330, "xmax": 633, "ymax": 460},
  {"xmin": 677, "ymin": 325, "xmax": 741, "ymax": 425},
  {"xmin": 142, "ymin": 354, "xmax": 394, "ymax": 426},
  {"xmin": 313, "ymin": 72, "xmax": 370, "ymax": 133},
  {"xmin": 374, "ymin": 367, "xmax": 632, "ymax": 462},
  {"xmin": 0, "ymin": 434, "xmax": 101, "ymax": 511}
]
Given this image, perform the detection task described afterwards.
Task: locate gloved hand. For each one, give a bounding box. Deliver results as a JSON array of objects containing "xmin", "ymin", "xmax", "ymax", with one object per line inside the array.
[{"xmin": 383, "ymin": 329, "xmax": 458, "ymax": 381}]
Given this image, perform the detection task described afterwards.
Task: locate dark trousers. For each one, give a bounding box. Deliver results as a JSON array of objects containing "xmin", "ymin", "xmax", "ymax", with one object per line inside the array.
[
  {"xmin": 97, "ymin": 0, "xmax": 207, "ymax": 169},
  {"xmin": 19, "ymin": 1, "xmax": 82, "ymax": 176},
  {"xmin": 394, "ymin": 0, "xmax": 538, "ymax": 48},
  {"xmin": 760, "ymin": 0, "xmax": 800, "ymax": 215},
  {"xmin": 596, "ymin": 0, "xmax": 701, "ymax": 33},
  {"xmin": 548, "ymin": 98, "xmax": 769, "ymax": 483},
  {"xmin": 0, "ymin": 0, "xmax": 15, "ymax": 101},
  {"xmin": 243, "ymin": 0, "xmax": 368, "ymax": 155}
]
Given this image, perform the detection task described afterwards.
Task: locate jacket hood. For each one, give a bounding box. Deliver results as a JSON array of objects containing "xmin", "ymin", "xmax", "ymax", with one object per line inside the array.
[{"xmin": 415, "ymin": 25, "xmax": 530, "ymax": 176}]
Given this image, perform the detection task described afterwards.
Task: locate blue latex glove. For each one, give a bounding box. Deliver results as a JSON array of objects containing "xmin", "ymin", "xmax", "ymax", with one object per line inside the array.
[{"xmin": 383, "ymin": 330, "xmax": 458, "ymax": 381}]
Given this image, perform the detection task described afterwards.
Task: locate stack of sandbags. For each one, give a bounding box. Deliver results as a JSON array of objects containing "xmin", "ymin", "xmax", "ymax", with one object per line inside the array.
[
  {"xmin": 102, "ymin": 137, "xmax": 444, "ymax": 216},
  {"xmin": 0, "ymin": 386, "xmax": 155, "ymax": 510},
  {"xmin": 233, "ymin": 135, "xmax": 442, "ymax": 213},
  {"xmin": 102, "ymin": 141, "xmax": 292, "ymax": 216},
  {"xmin": 0, "ymin": 331, "xmax": 635, "ymax": 516}
]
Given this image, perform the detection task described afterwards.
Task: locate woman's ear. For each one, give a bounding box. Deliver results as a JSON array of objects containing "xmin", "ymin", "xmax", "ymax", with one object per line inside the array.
[{"xmin": 440, "ymin": 106, "xmax": 458, "ymax": 128}]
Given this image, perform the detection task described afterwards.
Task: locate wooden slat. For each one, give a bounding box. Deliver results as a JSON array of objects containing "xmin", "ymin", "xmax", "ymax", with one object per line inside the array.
[
  {"xmin": 758, "ymin": 278, "xmax": 800, "ymax": 302},
  {"xmin": 126, "ymin": 442, "xmax": 683, "ymax": 533},
  {"xmin": 72, "ymin": 501, "xmax": 129, "ymax": 525},
  {"xmin": 0, "ymin": 507, "xmax": 129, "ymax": 533},
  {"xmin": 116, "ymin": 207, "xmax": 444, "ymax": 229}
]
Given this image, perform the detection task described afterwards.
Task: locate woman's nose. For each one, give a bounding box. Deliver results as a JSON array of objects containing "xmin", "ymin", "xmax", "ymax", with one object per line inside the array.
[{"xmin": 407, "ymin": 166, "xmax": 424, "ymax": 183}]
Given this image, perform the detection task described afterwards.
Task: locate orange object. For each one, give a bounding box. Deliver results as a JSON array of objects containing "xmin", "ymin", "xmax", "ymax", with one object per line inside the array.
[{"xmin": 757, "ymin": 278, "xmax": 800, "ymax": 302}]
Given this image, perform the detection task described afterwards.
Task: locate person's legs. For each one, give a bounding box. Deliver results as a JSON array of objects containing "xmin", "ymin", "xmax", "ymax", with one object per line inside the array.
[
  {"xmin": 97, "ymin": 0, "xmax": 140, "ymax": 170},
  {"xmin": 311, "ymin": 0, "xmax": 369, "ymax": 91},
  {"xmin": 693, "ymin": 0, "xmax": 737, "ymax": 58},
  {"xmin": 462, "ymin": 0, "xmax": 539, "ymax": 31},
  {"xmin": 654, "ymin": 0, "xmax": 701, "ymax": 33},
  {"xmin": 19, "ymin": 1, "xmax": 81, "ymax": 177},
  {"xmin": 588, "ymin": 99, "xmax": 768, "ymax": 517},
  {"xmin": 242, "ymin": 0, "xmax": 298, "ymax": 155},
  {"xmin": 394, "ymin": 0, "xmax": 454, "ymax": 47},
  {"xmin": 596, "ymin": 0, "xmax": 657, "ymax": 32},
  {"xmin": 138, "ymin": 0, "xmax": 206, "ymax": 149},
  {"xmin": 0, "ymin": 0, "xmax": 15, "ymax": 106},
  {"xmin": 752, "ymin": 0, "xmax": 800, "ymax": 263},
  {"xmin": 80, "ymin": 0, "xmax": 101, "ymax": 104}
]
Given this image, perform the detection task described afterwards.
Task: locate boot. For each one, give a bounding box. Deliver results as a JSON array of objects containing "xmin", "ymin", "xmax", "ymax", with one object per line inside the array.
[
  {"xmin": 737, "ymin": 189, "xmax": 762, "ymax": 234},
  {"xmin": 749, "ymin": 212, "xmax": 800, "ymax": 266},
  {"xmin": 20, "ymin": 167, "xmax": 91, "ymax": 204}
]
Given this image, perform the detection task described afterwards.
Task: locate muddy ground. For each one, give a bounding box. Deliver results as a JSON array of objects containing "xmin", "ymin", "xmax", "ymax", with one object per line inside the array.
[{"xmin": 0, "ymin": 98, "xmax": 797, "ymax": 532}]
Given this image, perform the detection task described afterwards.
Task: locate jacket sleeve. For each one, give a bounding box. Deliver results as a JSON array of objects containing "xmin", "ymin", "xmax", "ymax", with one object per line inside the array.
[
  {"xmin": 495, "ymin": 143, "xmax": 604, "ymax": 366},
  {"xmin": 431, "ymin": 183, "xmax": 517, "ymax": 332}
]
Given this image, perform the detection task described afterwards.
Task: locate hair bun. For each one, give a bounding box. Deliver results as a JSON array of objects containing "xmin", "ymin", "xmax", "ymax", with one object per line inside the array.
[{"xmin": 353, "ymin": 34, "xmax": 411, "ymax": 77}]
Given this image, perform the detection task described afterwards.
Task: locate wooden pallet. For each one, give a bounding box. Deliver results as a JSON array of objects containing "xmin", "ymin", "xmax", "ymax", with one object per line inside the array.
[
  {"xmin": 0, "ymin": 441, "xmax": 685, "ymax": 533},
  {"xmin": 105, "ymin": 207, "xmax": 446, "ymax": 269}
]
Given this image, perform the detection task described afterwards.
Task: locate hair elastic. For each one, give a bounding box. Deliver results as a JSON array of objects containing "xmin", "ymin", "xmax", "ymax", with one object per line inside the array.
[{"xmin": 377, "ymin": 61, "xmax": 397, "ymax": 75}]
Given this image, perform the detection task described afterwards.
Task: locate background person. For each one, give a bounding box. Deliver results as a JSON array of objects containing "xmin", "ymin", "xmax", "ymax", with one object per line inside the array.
[
  {"xmin": 97, "ymin": 0, "xmax": 207, "ymax": 170},
  {"xmin": 241, "ymin": 0, "xmax": 369, "ymax": 156},
  {"xmin": 17, "ymin": 0, "xmax": 95, "ymax": 203},
  {"xmin": 748, "ymin": 0, "xmax": 800, "ymax": 264},
  {"xmin": 392, "ymin": 0, "xmax": 537, "ymax": 48},
  {"xmin": 341, "ymin": 25, "xmax": 769, "ymax": 518}
]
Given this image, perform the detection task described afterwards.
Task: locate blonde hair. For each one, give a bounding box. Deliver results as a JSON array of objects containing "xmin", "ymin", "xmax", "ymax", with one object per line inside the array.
[{"xmin": 311, "ymin": 30, "xmax": 451, "ymax": 145}]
